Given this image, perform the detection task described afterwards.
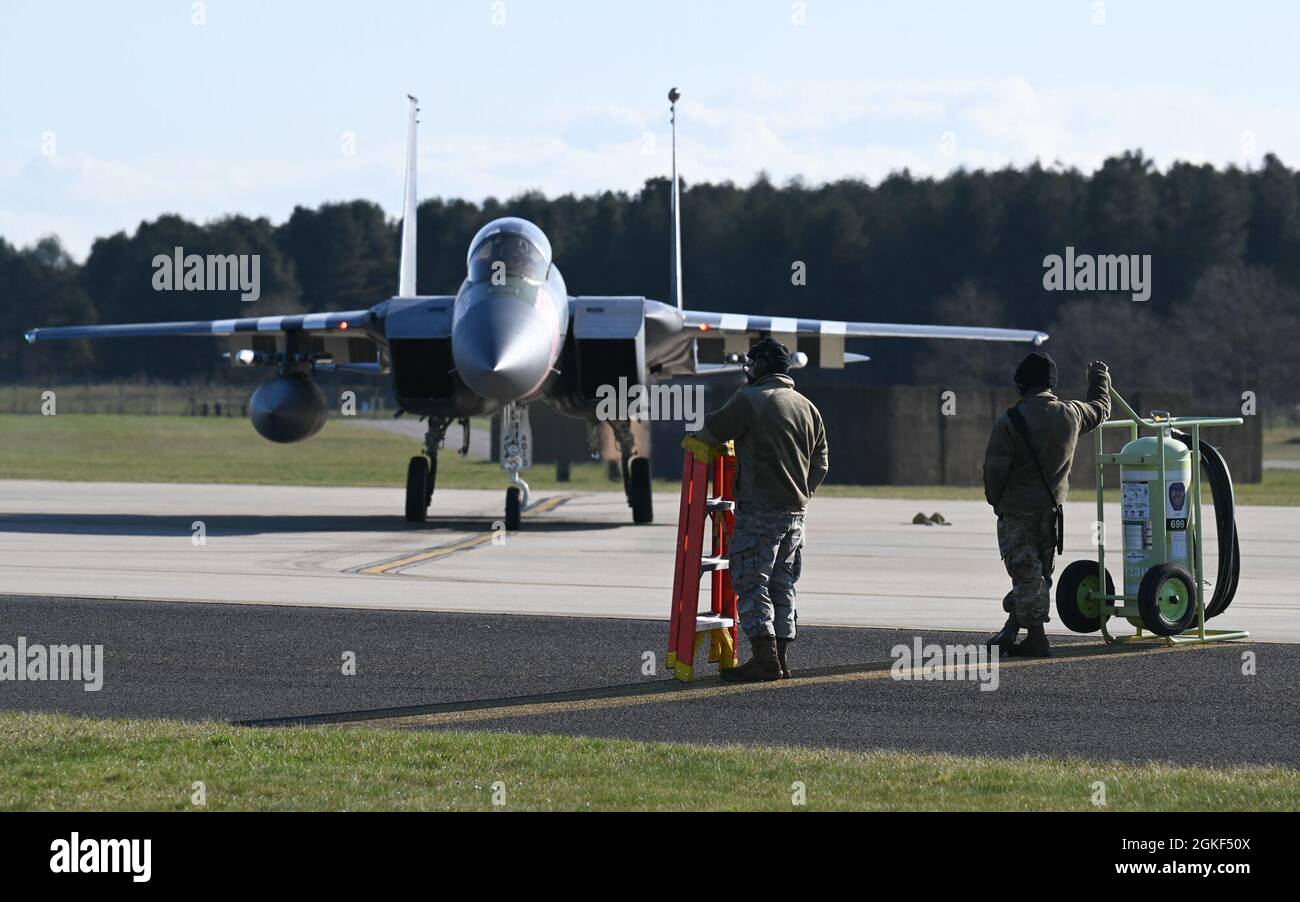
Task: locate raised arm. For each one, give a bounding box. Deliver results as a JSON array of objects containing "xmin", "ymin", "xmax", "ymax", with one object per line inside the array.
[{"xmin": 1069, "ymin": 361, "xmax": 1112, "ymax": 435}]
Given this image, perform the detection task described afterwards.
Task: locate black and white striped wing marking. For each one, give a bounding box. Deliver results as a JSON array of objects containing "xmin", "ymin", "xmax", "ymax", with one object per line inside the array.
[
  {"xmin": 24, "ymin": 310, "xmax": 372, "ymax": 343},
  {"xmin": 681, "ymin": 310, "xmax": 1048, "ymax": 368}
]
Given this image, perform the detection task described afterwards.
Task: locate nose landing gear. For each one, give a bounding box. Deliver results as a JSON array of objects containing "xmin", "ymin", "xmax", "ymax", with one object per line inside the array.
[{"xmin": 500, "ymin": 403, "xmax": 532, "ymax": 530}]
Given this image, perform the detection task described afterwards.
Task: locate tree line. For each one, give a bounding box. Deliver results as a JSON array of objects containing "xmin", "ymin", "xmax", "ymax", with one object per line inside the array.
[{"xmin": 3, "ymin": 151, "xmax": 1298, "ymax": 410}]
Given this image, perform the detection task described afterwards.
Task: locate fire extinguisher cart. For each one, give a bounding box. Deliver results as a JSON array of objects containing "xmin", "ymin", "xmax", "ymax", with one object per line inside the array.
[{"xmin": 1055, "ymin": 387, "xmax": 1250, "ymax": 646}]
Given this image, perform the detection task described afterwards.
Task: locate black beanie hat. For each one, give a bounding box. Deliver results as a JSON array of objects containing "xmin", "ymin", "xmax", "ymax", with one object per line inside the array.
[
  {"xmin": 749, "ymin": 337, "xmax": 792, "ymax": 373},
  {"xmin": 1014, "ymin": 351, "xmax": 1058, "ymax": 393}
]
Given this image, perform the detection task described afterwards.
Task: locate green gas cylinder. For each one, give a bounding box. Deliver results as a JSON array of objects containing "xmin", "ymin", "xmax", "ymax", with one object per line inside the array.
[{"xmin": 1119, "ymin": 435, "xmax": 1193, "ymax": 596}]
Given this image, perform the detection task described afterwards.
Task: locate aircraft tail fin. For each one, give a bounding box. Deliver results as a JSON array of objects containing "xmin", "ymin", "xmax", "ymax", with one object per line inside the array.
[
  {"xmin": 398, "ymin": 95, "xmax": 420, "ymax": 297},
  {"xmin": 668, "ymin": 88, "xmax": 683, "ymax": 310}
]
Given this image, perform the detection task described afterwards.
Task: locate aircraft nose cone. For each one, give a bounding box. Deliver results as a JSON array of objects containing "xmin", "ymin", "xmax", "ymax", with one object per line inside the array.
[{"xmin": 453, "ymin": 295, "xmax": 552, "ymax": 402}]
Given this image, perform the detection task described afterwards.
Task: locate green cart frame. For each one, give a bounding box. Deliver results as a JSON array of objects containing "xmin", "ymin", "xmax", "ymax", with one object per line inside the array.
[{"xmin": 1088, "ymin": 388, "xmax": 1249, "ymax": 646}]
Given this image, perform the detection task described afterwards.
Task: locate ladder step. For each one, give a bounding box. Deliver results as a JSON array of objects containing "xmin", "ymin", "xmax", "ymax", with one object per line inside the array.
[
  {"xmin": 707, "ymin": 498, "xmax": 735, "ymax": 513},
  {"xmin": 695, "ymin": 615, "xmax": 734, "ymax": 632},
  {"xmin": 700, "ymin": 555, "xmax": 730, "ymax": 572}
]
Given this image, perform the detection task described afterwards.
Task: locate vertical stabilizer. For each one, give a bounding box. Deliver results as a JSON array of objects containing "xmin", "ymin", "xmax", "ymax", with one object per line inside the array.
[
  {"xmin": 398, "ymin": 95, "xmax": 420, "ymax": 297},
  {"xmin": 668, "ymin": 88, "xmax": 683, "ymax": 310}
]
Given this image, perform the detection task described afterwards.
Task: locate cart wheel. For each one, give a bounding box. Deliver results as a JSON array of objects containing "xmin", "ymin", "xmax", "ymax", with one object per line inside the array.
[
  {"xmin": 1055, "ymin": 560, "xmax": 1113, "ymax": 634},
  {"xmin": 1137, "ymin": 563, "xmax": 1198, "ymax": 636}
]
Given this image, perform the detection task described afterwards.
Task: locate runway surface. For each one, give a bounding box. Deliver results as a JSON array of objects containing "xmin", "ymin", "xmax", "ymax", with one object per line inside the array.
[
  {"xmin": 1, "ymin": 479, "xmax": 1295, "ymax": 641},
  {"xmin": 1, "ymin": 595, "xmax": 1295, "ymax": 768}
]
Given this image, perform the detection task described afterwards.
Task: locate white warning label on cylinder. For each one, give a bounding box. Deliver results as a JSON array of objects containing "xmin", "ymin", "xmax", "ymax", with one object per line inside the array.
[
  {"xmin": 1171, "ymin": 531, "xmax": 1188, "ymax": 561},
  {"xmin": 1124, "ymin": 522, "xmax": 1143, "ymax": 552},
  {"xmin": 1122, "ymin": 482, "xmax": 1150, "ymax": 520}
]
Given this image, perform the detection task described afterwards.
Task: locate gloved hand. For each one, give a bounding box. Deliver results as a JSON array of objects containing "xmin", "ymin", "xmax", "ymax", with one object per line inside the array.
[
  {"xmin": 681, "ymin": 434, "xmax": 731, "ymax": 463},
  {"xmin": 1088, "ymin": 360, "xmax": 1109, "ymax": 374}
]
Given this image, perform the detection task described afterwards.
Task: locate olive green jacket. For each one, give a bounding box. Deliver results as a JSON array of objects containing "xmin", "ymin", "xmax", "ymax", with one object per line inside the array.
[
  {"xmin": 694, "ymin": 373, "xmax": 828, "ymax": 512},
  {"xmin": 983, "ymin": 364, "xmax": 1112, "ymax": 514}
]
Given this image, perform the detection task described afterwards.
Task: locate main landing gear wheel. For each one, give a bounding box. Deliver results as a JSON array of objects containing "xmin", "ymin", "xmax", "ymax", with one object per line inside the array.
[
  {"xmin": 629, "ymin": 456, "xmax": 654, "ymax": 524},
  {"xmin": 505, "ymin": 486, "xmax": 523, "ymax": 531},
  {"xmin": 1055, "ymin": 560, "xmax": 1114, "ymax": 634},
  {"xmin": 405, "ymin": 456, "xmax": 430, "ymax": 523},
  {"xmin": 1138, "ymin": 563, "xmax": 1199, "ymax": 636},
  {"xmin": 426, "ymin": 454, "xmax": 437, "ymax": 505}
]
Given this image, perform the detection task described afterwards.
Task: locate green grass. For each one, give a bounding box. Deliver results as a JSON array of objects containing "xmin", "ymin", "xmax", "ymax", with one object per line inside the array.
[
  {"xmin": 0, "ymin": 413, "xmax": 632, "ymax": 492},
  {"xmin": 1231, "ymin": 469, "xmax": 1300, "ymax": 505},
  {"xmin": 1264, "ymin": 424, "xmax": 1300, "ymax": 461},
  {"xmin": 828, "ymin": 472, "xmax": 1300, "ymax": 505},
  {"xmin": 1, "ymin": 711, "xmax": 1295, "ymax": 811},
  {"xmin": 2, "ymin": 413, "xmax": 1298, "ymax": 503}
]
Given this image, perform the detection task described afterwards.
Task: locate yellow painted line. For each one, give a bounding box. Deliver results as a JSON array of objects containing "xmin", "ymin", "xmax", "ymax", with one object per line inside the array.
[
  {"xmin": 339, "ymin": 640, "xmax": 1216, "ymax": 730},
  {"xmin": 358, "ymin": 535, "xmax": 492, "ymax": 575},
  {"xmin": 356, "ymin": 494, "xmax": 571, "ymax": 576}
]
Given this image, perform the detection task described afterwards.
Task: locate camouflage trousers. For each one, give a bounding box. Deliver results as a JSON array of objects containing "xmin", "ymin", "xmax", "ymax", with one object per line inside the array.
[
  {"xmin": 729, "ymin": 502, "xmax": 805, "ymax": 640},
  {"xmin": 997, "ymin": 510, "xmax": 1057, "ymax": 626}
]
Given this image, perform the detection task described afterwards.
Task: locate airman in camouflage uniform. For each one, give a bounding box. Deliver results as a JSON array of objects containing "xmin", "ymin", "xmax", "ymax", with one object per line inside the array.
[
  {"xmin": 691, "ymin": 338, "xmax": 828, "ymax": 682},
  {"xmin": 983, "ymin": 352, "xmax": 1111, "ymax": 657}
]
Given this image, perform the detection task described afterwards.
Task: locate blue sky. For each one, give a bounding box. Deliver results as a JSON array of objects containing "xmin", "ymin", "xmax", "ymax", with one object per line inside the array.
[{"xmin": 3, "ymin": 0, "xmax": 1298, "ymax": 257}]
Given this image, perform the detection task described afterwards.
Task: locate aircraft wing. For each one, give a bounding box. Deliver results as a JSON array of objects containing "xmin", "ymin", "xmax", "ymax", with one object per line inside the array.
[
  {"xmin": 682, "ymin": 310, "xmax": 1047, "ymax": 345},
  {"xmin": 23, "ymin": 310, "xmax": 372, "ymax": 343},
  {"xmin": 694, "ymin": 352, "xmax": 870, "ymax": 375}
]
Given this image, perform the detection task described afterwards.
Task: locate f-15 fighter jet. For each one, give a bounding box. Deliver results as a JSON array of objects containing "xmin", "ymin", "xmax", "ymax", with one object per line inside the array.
[{"xmin": 25, "ymin": 90, "xmax": 1048, "ymax": 529}]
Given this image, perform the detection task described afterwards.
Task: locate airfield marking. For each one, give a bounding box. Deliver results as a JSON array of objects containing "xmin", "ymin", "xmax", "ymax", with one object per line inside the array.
[
  {"xmin": 353, "ymin": 494, "xmax": 572, "ymax": 576},
  {"xmin": 243, "ymin": 640, "xmax": 1224, "ymax": 730}
]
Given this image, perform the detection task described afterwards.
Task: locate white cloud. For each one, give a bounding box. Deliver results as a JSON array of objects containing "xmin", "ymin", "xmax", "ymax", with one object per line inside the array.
[{"xmin": 3, "ymin": 75, "xmax": 1297, "ymax": 260}]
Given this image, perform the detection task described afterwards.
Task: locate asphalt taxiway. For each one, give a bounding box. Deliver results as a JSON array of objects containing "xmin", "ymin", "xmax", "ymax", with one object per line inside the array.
[{"xmin": 1, "ymin": 595, "xmax": 1295, "ymax": 768}]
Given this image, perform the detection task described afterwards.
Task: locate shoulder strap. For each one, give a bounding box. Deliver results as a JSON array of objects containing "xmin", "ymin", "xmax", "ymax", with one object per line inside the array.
[{"xmin": 1006, "ymin": 405, "xmax": 1064, "ymax": 553}]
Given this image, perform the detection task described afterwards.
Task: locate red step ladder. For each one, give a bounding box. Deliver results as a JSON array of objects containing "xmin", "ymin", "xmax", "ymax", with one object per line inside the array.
[{"xmin": 666, "ymin": 437, "xmax": 739, "ymax": 682}]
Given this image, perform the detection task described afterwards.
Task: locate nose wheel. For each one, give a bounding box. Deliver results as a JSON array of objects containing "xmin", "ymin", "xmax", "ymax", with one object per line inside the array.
[{"xmin": 505, "ymin": 484, "xmax": 523, "ymax": 530}]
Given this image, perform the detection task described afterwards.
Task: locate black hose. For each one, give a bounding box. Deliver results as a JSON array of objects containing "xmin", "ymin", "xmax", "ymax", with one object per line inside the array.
[{"xmin": 1172, "ymin": 429, "xmax": 1241, "ymax": 618}]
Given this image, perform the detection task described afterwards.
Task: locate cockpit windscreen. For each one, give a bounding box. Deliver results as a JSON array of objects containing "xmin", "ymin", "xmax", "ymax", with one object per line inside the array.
[{"xmin": 468, "ymin": 234, "xmax": 548, "ymax": 285}]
